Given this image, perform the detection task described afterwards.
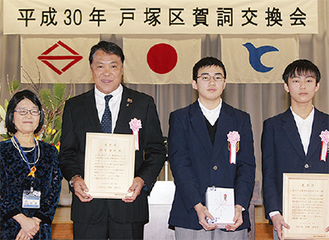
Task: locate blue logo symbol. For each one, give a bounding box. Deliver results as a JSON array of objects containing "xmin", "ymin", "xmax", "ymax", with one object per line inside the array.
[{"xmin": 243, "ymin": 42, "xmax": 279, "ymax": 73}]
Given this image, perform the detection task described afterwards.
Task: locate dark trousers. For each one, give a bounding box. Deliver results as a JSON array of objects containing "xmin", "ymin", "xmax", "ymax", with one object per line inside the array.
[{"xmin": 73, "ymin": 215, "xmax": 144, "ymax": 240}]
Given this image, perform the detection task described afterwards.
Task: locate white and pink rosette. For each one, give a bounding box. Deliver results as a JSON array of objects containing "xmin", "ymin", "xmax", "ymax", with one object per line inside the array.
[
  {"xmin": 319, "ymin": 130, "xmax": 329, "ymax": 162},
  {"xmin": 129, "ymin": 118, "xmax": 142, "ymax": 150},
  {"xmin": 227, "ymin": 131, "xmax": 240, "ymax": 164}
]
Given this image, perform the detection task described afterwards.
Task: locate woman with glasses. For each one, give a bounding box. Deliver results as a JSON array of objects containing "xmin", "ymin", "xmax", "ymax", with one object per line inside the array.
[{"xmin": 0, "ymin": 90, "xmax": 62, "ymax": 240}]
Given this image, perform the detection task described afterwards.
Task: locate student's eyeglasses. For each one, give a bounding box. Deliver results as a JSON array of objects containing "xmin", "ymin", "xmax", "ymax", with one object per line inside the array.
[{"xmin": 197, "ymin": 73, "xmax": 225, "ymax": 82}]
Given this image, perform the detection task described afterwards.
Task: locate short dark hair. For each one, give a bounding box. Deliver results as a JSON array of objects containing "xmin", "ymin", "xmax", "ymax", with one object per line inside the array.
[
  {"xmin": 193, "ymin": 57, "xmax": 226, "ymax": 81},
  {"xmin": 282, "ymin": 59, "xmax": 321, "ymax": 84},
  {"xmin": 89, "ymin": 41, "xmax": 125, "ymax": 67},
  {"xmin": 6, "ymin": 90, "xmax": 44, "ymax": 135}
]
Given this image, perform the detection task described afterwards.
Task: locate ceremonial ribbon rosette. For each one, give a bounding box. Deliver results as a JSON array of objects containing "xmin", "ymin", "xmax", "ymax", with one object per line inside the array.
[
  {"xmin": 227, "ymin": 131, "xmax": 240, "ymax": 164},
  {"xmin": 129, "ymin": 118, "xmax": 142, "ymax": 150},
  {"xmin": 319, "ymin": 130, "xmax": 329, "ymax": 162}
]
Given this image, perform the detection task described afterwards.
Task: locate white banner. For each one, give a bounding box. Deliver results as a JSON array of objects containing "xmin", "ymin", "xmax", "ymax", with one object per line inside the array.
[
  {"xmin": 123, "ymin": 35, "xmax": 201, "ymax": 84},
  {"xmin": 221, "ymin": 35, "xmax": 299, "ymax": 84},
  {"xmin": 21, "ymin": 36, "xmax": 99, "ymax": 83},
  {"xmin": 4, "ymin": 0, "xmax": 317, "ymax": 35}
]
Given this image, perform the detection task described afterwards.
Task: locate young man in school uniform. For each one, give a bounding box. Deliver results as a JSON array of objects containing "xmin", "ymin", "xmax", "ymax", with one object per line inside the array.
[
  {"xmin": 262, "ymin": 59, "xmax": 329, "ymax": 240},
  {"xmin": 168, "ymin": 57, "xmax": 256, "ymax": 240}
]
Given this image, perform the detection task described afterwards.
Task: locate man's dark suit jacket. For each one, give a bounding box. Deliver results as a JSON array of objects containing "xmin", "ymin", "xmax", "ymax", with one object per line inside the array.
[
  {"xmin": 59, "ymin": 85, "xmax": 166, "ymax": 224},
  {"xmin": 262, "ymin": 108, "xmax": 329, "ymax": 220},
  {"xmin": 168, "ymin": 101, "xmax": 256, "ymax": 230}
]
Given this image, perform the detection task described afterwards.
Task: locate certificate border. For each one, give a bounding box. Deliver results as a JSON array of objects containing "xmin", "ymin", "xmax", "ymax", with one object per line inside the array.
[
  {"xmin": 283, "ymin": 173, "xmax": 329, "ymax": 239},
  {"xmin": 84, "ymin": 133, "xmax": 135, "ymax": 199}
]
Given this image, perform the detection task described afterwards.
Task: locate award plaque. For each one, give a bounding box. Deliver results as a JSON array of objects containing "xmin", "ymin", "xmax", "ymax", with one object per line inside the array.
[
  {"xmin": 84, "ymin": 133, "xmax": 135, "ymax": 199},
  {"xmin": 283, "ymin": 173, "xmax": 329, "ymax": 239}
]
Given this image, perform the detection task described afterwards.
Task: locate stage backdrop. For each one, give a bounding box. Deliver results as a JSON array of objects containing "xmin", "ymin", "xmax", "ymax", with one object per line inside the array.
[
  {"xmin": 5, "ymin": 0, "xmax": 317, "ymax": 84},
  {"xmin": 3, "ymin": 0, "xmax": 318, "ymax": 35}
]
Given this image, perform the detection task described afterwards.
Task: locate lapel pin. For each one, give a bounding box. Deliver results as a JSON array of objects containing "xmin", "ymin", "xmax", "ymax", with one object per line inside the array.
[{"xmin": 126, "ymin": 98, "xmax": 133, "ymax": 106}]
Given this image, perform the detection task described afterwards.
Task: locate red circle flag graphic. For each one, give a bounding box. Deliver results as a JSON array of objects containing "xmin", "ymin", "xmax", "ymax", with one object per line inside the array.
[{"xmin": 147, "ymin": 43, "xmax": 178, "ymax": 74}]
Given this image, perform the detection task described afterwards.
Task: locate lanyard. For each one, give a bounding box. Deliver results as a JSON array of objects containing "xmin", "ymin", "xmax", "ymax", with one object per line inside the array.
[{"xmin": 13, "ymin": 136, "xmax": 38, "ymax": 179}]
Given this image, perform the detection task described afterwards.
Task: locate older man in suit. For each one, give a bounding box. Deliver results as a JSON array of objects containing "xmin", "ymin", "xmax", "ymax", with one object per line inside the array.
[
  {"xmin": 262, "ymin": 59, "xmax": 329, "ymax": 240},
  {"xmin": 59, "ymin": 41, "xmax": 166, "ymax": 240},
  {"xmin": 168, "ymin": 57, "xmax": 256, "ymax": 240}
]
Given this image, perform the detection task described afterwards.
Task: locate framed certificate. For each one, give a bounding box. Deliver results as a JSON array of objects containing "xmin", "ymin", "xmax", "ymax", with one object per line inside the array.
[
  {"xmin": 84, "ymin": 133, "xmax": 135, "ymax": 199},
  {"xmin": 283, "ymin": 173, "xmax": 329, "ymax": 239}
]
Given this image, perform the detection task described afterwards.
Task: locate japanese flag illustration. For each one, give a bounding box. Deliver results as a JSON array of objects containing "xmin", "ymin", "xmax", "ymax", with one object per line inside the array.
[{"xmin": 123, "ymin": 35, "xmax": 201, "ymax": 84}]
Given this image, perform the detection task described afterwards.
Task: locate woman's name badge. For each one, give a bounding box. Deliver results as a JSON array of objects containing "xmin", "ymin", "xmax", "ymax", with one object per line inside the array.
[{"xmin": 22, "ymin": 189, "xmax": 41, "ymax": 209}]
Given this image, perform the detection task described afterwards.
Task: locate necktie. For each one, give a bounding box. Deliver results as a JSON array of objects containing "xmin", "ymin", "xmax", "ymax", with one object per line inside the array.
[{"xmin": 101, "ymin": 95, "xmax": 113, "ymax": 133}]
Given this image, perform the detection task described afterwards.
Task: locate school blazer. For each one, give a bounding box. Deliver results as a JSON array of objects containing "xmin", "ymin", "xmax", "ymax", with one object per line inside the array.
[
  {"xmin": 168, "ymin": 101, "xmax": 256, "ymax": 230},
  {"xmin": 59, "ymin": 85, "xmax": 166, "ymax": 224},
  {"xmin": 262, "ymin": 108, "xmax": 329, "ymax": 219}
]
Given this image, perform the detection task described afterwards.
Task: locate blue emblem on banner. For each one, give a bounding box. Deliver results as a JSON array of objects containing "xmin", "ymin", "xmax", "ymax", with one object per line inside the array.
[{"xmin": 243, "ymin": 42, "xmax": 279, "ymax": 73}]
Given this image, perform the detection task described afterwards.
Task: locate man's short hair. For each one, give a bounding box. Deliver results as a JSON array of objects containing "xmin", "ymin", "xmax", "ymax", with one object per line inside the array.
[
  {"xmin": 193, "ymin": 57, "xmax": 226, "ymax": 81},
  {"xmin": 89, "ymin": 41, "xmax": 125, "ymax": 67},
  {"xmin": 282, "ymin": 59, "xmax": 321, "ymax": 84}
]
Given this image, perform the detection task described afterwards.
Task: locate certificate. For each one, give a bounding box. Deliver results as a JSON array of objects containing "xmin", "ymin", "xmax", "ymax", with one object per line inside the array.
[
  {"xmin": 205, "ymin": 187, "xmax": 235, "ymax": 229},
  {"xmin": 283, "ymin": 173, "xmax": 329, "ymax": 239},
  {"xmin": 84, "ymin": 133, "xmax": 135, "ymax": 199}
]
